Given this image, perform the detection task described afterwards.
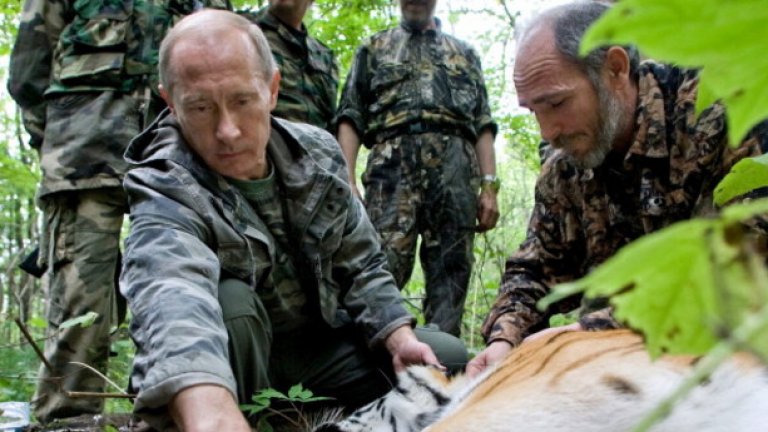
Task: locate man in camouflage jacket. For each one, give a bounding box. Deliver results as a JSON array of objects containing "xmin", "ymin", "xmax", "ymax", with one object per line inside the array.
[
  {"xmin": 336, "ymin": 0, "xmax": 499, "ymax": 337},
  {"xmin": 467, "ymin": 1, "xmax": 768, "ymax": 376},
  {"xmin": 239, "ymin": 0, "xmax": 338, "ymax": 130},
  {"xmin": 121, "ymin": 11, "xmax": 453, "ymax": 430},
  {"xmin": 6, "ymin": 0, "xmax": 230, "ymax": 421}
]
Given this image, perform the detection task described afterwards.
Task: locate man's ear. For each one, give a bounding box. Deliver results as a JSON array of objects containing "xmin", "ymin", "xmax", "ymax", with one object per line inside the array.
[
  {"xmin": 159, "ymin": 84, "xmax": 175, "ymax": 114},
  {"xmin": 603, "ymin": 46, "xmax": 631, "ymax": 87},
  {"xmin": 269, "ymin": 69, "xmax": 281, "ymax": 111}
]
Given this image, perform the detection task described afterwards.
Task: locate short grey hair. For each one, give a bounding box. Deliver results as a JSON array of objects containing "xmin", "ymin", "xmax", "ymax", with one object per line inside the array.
[
  {"xmin": 159, "ymin": 9, "xmax": 278, "ymax": 95},
  {"xmin": 522, "ymin": 1, "xmax": 640, "ymax": 87}
]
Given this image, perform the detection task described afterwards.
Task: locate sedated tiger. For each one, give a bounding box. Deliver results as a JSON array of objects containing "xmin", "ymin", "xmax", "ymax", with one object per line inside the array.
[{"xmin": 313, "ymin": 329, "xmax": 768, "ymax": 432}]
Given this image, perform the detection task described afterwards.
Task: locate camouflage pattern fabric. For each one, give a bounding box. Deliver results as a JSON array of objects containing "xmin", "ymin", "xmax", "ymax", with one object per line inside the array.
[
  {"xmin": 121, "ymin": 113, "xmax": 413, "ymax": 429},
  {"xmin": 8, "ymin": 0, "xmax": 231, "ymax": 197},
  {"xmin": 6, "ymin": 0, "xmax": 231, "ymax": 421},
  {"xmin": 364, "ymin": 132, "xmax": 479, "ymax": 336},
  {"xmin": 227, "ymin": 169, "xmax": 310, "ymax": 333},
  {"xmin": 482, "ymin": 61, "xmax": 768, "ymax": 346},
  {"xmin": 336, "ymin": 19, "xmax": 496, "ymax": 336},
  {"xmin": 240, "ymin": 8, "xmax": 338, "ymax": 131},
  {"xmin": 336, "ymin": 19, "xmax": 496, "ymax": 146},
  {"xmin": 34, "ymin": 188, "xmax": 127, "ymax": 422}
]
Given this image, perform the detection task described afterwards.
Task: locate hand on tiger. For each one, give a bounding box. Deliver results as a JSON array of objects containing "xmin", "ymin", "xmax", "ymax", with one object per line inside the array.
[
  {"xmin": 385, "ymin": 325, "xmax": 444, "ymax": 372},
  {"xmin": 465, "ymin": 340, "xmax": 513, "ymax": 378},
  {"xmin": 523, "ymin": 322, "xmax": 583, "ymax": 343}
]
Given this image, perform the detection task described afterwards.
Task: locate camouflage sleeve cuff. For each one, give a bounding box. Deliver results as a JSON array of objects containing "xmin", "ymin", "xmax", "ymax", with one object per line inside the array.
[
  {"xmin": 369, "ymin": 314, "xmax": 417, "ymax": 348},
  {"xmin": 476, "ymin": 119, "xmax": 498, "ymax": 139},
  {"xmin": 481, "ymin": 312, "xmax": 529, "ymax": 347},
  {"xmin": 133, "ymin": 352, "xmax": 237, "ymax": 427},
  {"xmin": 578, "ymin": 307, "xmax": 622, "ymax": 331},
  {"xmin": 333, "ymin": 111, "xmax": 366, "ymax": 142}
]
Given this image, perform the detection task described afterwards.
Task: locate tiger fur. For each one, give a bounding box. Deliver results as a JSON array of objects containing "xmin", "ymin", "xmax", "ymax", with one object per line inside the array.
[{"xmin": 313, "ymin": 329, "xmax": 768, "ymax": 432}]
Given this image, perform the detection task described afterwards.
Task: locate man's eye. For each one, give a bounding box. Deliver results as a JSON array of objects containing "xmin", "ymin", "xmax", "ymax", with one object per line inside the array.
[{"xmin": 550, "ymin": 99, "xmax": 565, "ymax": 108}]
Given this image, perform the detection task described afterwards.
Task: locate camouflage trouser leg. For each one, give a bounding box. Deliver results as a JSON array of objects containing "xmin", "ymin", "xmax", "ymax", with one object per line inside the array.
[
  {"xmin": 33, "ymin": 188, "xmax": 128, "ymax": 422},
  {"xmin": 364, "ymin": 133, "xmax": 478, "ymax": 336}
]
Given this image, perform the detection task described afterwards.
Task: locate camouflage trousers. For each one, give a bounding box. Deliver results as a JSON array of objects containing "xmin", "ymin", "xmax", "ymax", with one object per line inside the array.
[
  {"xmin": 34, "ymin": 188, "xmax": 128, "ymax": 422},
  {"xmin": 363, "ymin": 132, "xmax": 480, "ymax": 336},
  {"xmin": 217, "ymin": 279, "xmax": 467, "ymax": 416}
]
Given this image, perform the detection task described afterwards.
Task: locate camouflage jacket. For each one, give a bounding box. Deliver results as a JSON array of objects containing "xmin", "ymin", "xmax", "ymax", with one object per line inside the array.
[
  {"xmin": 240, "ymin": 8, "xmax": 338, "ymax": 131},
  {"xmin": 482, "ymin": 61, "xmax": 767, "ymax": 346},
  {"xmin": 121, "ymin": 112, "xmax": 412, "ymax": 427},
  {"xmin": 336, "ymin": 19, "xmax": 496, "ymax": 147},
  {"xmin": 7, "ymin": 0, "xmax": 231, "ymax": 148}
]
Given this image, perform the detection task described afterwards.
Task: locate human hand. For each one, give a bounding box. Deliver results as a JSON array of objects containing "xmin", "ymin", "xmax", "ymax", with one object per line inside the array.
[
  {"xmin": 169, "ymin": 384, "xmax": 251, "ymax": 432},
  {"xmin": 385, "ymin": 325, "xmax": 444, "ymax": 372},
  {"xmin": 523, "ymin": 322, "xmax": 583, "ymax": 343},
  {"xmin": 465, "ymin": 340, "xmax": 513, "ymax": 378},
  {"xmin": 476, "ymin": 188, "xmax": 499, "ymax": 232}
]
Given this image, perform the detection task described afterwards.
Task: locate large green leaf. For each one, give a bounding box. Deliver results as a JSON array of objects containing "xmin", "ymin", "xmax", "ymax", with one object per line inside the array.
[
  {"xmin": 547, "ymin": 219, "xmax": 720, "ymax": 357},
  {"xmin": 581, "ymin": 0, "xmax": 768, "ymax": 145},
  {"xmin": 714, "ymin": 154, "xmax": 768, "ymax": 205}
]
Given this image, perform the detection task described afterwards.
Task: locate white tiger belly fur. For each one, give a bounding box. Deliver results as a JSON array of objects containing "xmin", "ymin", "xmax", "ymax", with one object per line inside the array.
[{"xmin": 313, "ymin": 329, "xmax": 768, "ymax": 432}]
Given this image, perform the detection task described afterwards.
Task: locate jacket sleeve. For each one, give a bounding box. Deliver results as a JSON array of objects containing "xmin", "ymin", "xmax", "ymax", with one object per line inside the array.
[
  {"xmin": 481, "ymin": 159, "xmax": 586, "ymax": 346},
  {"xmin": 334, "ymin": 44, "xmax": 371, "ymax": 139},
  {"xmin": 465, "ymin": 47, "xmax": 497, "ymax": 138},
  {"xmin": 120, "ymin": 166, "xmax": 235, "ymax": 427},
  {"xmin": 8, "ymin": 0, "xmax": 70, "ymax": 148},
  {"xmin": 333, "ymin": 192, "xmax": 415, "ymax": 347}
]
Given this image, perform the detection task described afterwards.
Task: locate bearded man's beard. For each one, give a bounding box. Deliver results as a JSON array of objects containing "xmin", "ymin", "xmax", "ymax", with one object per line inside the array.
[{"xmin": 557, "ymin": 84, "xmax": 627, "ymax": 169}]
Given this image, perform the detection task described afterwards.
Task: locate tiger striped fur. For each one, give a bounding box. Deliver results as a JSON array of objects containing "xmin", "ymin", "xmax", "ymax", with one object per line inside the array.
[{"xmin": 313, "ymin": 329, "xmax": 768, "ymax": 432}]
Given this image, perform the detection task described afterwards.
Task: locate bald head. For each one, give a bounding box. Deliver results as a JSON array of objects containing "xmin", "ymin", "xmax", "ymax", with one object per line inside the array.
[
  {"xmin": 159, "ymin": 9, "xmax": 278, "ymax": 96},
  {"xmin": 517, "ymin": 1, "xmax": 638, "ymax": 85}
]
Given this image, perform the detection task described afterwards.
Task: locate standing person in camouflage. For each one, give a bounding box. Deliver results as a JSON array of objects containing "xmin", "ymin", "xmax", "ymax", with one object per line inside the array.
[
  {"xmin": 239, "ymin": 0, "xmax": 338, "ymax": 130},
  {"xmin": 466, "ymin": 1, "xmax": 768, "ymax": 377},
  {"xmin": 121, "ymin": 10, "xmax": 464, "ymax": 430},
  {"xmin": 6, "ymin": 0, "xmax": 231, "ymax": 422},
  {"xmin": 336, "ymin": 0, "xmax": 500, "ymax": 337}
]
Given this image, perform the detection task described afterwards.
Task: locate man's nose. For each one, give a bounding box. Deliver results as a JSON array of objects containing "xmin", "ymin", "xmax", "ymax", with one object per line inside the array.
[
  {"xmin": 216, "ymin": 110, "xmax": 241, "ymax": 142},
  {"xmin": 537, "ymin": 114, "xmax": 561, "ymax": 143}
]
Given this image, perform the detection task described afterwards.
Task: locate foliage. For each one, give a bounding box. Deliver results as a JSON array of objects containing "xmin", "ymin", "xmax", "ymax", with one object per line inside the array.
[
  {"xmin": 581, "ymin": 0, "xmax": 768, "ymax": 147},
  {"xmin": 241, "ymin": 384, "xmax": 332, "ymax": 432},
  {"xmin": 548, "ymin": 0, "xmax": 768, "ymax": 359},
  {"xmin": 715, "ymin": 153, "xmax": 768, "ymax": 205},
  {"xmin": 540, "ymin": 199, "xmax": 768, "ymax": 358}
]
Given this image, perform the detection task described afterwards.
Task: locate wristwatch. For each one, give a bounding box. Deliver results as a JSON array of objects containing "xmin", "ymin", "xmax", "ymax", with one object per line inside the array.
[{"xmin": 480, "ymin": 174, "xmax": 501, "ymax": 193}]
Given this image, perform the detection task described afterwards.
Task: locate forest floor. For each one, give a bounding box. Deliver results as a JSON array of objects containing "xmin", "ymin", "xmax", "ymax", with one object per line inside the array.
[{"xmin": 24, "ymin": 414, "xmax": 146, "ymax": 432}]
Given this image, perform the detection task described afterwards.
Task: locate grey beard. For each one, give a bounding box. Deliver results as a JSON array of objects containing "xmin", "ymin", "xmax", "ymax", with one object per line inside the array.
[{"xmin": 565, "ymin": 85, "xmax": 624, "ymax": 170}]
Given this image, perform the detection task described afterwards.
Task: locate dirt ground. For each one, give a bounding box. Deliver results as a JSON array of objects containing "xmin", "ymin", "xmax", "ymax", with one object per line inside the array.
[{"xmin": 24, "ymin": 414, "xmax": 149, "ymax": 432}]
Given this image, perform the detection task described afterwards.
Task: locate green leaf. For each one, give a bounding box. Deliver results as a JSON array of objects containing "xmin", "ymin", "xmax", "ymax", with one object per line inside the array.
[
  {"xmin": 580, "ymin": 0, "xmax": 768, "ymax": 146},
  {"xmin": 714, "ymin": 155, "xmax": 768, "ymax": 205},
  {"xmin": 544, "ymin": 219, "xmax": 721, "ymax": 357},
  {"xmin": 720, "ymin": 198, "xmax": 768, "ymax": 225},
  {"xmin": 59, "ymin": 311, "xmax": 99, "ymax": 329},
  {"xmin": 287, "ymin": 383, "xmax": 305, "ymax": 399},
  {"xmin": 548, "ymin": 311, "xmax": 579, "ymax": 327}
]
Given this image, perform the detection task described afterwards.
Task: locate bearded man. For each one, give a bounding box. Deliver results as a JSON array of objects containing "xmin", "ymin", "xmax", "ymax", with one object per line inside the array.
[{"xmin": 467, "ymin": 0, "xmax": 767, "ymax": 376}]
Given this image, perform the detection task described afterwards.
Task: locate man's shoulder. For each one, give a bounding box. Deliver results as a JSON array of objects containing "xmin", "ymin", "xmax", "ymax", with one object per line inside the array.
[
  {"xmin": 366, "ymin": 26, "xmax": 406, "ymax": 48},
  {"xmin": 273, "ymin": 117, "xmax": 338, "ymax": 150},
  {"xmin": 638, "ymin": 61, "xmax": 699, "ymax": 99}
]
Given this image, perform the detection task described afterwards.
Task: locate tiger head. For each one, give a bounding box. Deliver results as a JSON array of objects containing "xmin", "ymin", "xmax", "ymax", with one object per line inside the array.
[{"xmin": 311, "ymin": 365, "xmax": 462, "ymax": 432}]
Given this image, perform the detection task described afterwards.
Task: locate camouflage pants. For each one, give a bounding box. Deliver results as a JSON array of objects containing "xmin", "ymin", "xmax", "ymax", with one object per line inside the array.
[
  {"xmin": 34, "ymin": 188, "xmax": 128, "ymax": 422},
  {"xmin": 363, "ymin": 133, "xmax": 479, "ymax": 336},
  {"xmin": 218, "ymin": 279, "xmax": 467, "ymax": 414}
]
